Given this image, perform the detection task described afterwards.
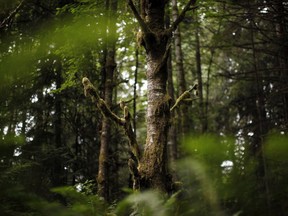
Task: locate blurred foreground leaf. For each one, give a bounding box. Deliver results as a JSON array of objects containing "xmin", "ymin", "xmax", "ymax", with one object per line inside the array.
[{"xmin": 264, "ymin": 134, "xmax": 288, "ymax": 162}]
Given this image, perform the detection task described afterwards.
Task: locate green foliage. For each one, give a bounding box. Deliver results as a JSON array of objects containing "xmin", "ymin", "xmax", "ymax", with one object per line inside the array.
[
  {"xmin": 116, "ymin": 190, "xmax": 168, "ymax": 216},
  {"xmin": 0, "ymin": 144, "xmax": 38, "ymax": 216},
  {"xmin": 1, "ymin": 129, "xmax": 288, "ymax": 216},
  {"xmin": 52, "ymin": 186, "xmax": 105, "ymax": 215},
  {"xmin": 0, "ymin": 134, "xmax": 25, "ymax": 157},
  {"xmin": 183, "ymin": 134, "xmax": 232, "ymax": 164}
]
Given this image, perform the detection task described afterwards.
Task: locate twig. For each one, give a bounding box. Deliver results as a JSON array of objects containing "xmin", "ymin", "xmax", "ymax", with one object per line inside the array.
[
  {"xmin": 0, "ymin": 0, "xmax": 25, "ymax": 29},
  {"xmin": 170, "ymin": 84, "xmax": 198, "ymax": 111}
]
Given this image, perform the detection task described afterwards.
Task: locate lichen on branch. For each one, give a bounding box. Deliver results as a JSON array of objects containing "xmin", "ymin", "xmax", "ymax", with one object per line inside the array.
[
  {"xmin": 82, "ymin": 77, "xmax": 141, "ymax": 164},
  {"xmin": 82, "ymin": 77, "xmax": 124, "ymax": 125},
  {"xmin": 170, "ymin": 83, "xmax": 198, "ymax": 112}
]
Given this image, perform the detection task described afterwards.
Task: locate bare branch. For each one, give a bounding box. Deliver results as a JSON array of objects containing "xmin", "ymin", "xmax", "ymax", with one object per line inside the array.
[
  {"xmin": 168, "ymin": 0, "xmax": 197, "ymax": 34},
  {"xmin": 121, "ymin": 105, "xmax": 141, "ymax": 161},
  {"xmin": 127, "ymin": 0, "xmax": 150, "ymax": 33},
  {"xmin": 0, "ymin": 0, "xmax": 25, "ymax": 29}
]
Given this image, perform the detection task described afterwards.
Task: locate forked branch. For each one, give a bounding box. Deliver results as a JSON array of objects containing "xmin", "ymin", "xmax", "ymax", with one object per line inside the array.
[{"xmin": 127, "ymin": 0, "xmax": 150, "ymax": 33}]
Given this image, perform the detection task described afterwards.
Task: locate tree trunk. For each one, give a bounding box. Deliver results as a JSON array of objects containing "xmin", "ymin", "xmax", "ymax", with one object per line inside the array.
[
  {"xmin": 274, "ymin": 0, "xmax": 288, "ymax": 124},
  {"xmin": 136, "ymin": 1, "xmax": 171, "ymax": 191},
  {"xmin": 172, "ymin": 0, "xmax": 190, "ymax": 136},
  {"xmin": 53, "ymin": 58, "xmax": 64, "ymax": 188},
  {"xmin": 97, "ymin": 0, "xmax": 117, "ymax": 200},
  {"xmin": 125, "ymin": 0, "xmax": 196, "ymax": 192},
  {"xmin": 195, "ymin": 12, "xmax": 205, "ymax": 133},
  {"xmin": 166, "ymin": 11, "xmax": 178, "ymax": 161},
  {"xmin": 248, "ymin": 4, "xmax": 271, "ymax": 214},
  {"xmin": 133, "ymin": 46, "xmax": 139, "ymax": 136}
]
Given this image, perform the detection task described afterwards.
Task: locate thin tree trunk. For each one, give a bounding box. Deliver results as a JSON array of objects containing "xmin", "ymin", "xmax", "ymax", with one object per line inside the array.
[
  {"xmin": 166, "ymin": 11, "xmax": 178, "ymax": 161},
  {"xmin": 97, "ymin": 0, "xmax": 117, "ymax": 200},
  {"xmin": 275, "ymin": 0, "xmax": 288, "ymax": 124},
  {"xmin": 53, "ymin": 59, "xmax": 64, "ymax": 188},
  {"xmin": 195, "ymin": 12, "xmax": 205, "ymax": 133},
  {"xmin": 172, "ymin": 0, "xmax": 190, "ymax": 135},
  {"xmin": 204, "ymin": 49, "xmax": 214, "ymax": 132},
  {"xmin": 133, "ymin": 46, "xmax": 138, "ymax": 136},
  {"xmin": 248, "ymin": 3, "xmax": 271, "ymax": 214}
]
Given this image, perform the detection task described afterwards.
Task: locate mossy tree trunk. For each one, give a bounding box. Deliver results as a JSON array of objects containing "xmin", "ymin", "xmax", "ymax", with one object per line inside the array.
[
  {"xmin": 136, "ymin": 0, "xmax": 171, "ymax": 192},
  {"xmin": 128, "ymin": 0, "xmax": 196, "ymax": 191}
]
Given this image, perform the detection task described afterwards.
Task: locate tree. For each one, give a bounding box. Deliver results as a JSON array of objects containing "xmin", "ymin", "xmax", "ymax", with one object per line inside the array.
[
  {"xmin": 83, "ymin": 0, "xmax": 197, "ymax": 192},
  {"xmin": 172, "ymin": 0, "xmax": 191, "ymax": 137},
  {"xmin": 131, "ymin": 0, "xmax": 198, "ymax": 191},
  {"xmin": 96, "ymin": 0, "xmax": 118, "ymax": 201}
]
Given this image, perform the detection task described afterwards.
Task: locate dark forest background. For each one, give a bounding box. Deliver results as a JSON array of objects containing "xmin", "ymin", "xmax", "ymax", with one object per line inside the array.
[{"xmin": 0, "ymin": 0, "xmax": 288, "ymax": 215}]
